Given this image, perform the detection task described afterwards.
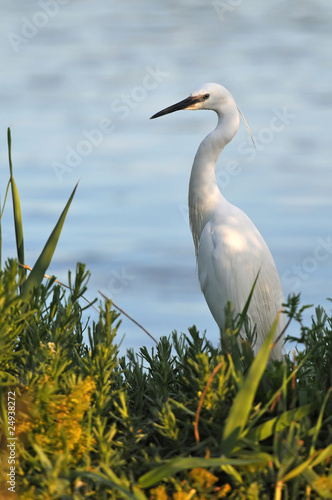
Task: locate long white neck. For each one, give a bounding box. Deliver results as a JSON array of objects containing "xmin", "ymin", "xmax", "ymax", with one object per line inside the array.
[{"xmin": 188, "ymin": 106, "xmax": 240, "ymax": 255}]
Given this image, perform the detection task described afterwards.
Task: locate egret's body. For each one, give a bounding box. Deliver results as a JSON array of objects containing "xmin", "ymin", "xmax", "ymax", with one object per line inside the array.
[{"xmin": 151, "ymin": 83, "xmax": 284, "ymax": 359}]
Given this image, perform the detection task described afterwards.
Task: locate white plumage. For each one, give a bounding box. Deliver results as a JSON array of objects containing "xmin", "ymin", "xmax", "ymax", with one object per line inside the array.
[{"xmin": 151, "ymin": 83, "xmax": 284, "ymax": 359}]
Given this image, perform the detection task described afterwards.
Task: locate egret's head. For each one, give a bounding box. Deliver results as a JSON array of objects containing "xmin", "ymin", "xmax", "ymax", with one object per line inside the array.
[
  {"xmin": 150, "ymin": 83, "xmax": 255, "ymax": 147},
  {"xmin": 150, "ymin": 83, "xmax": 236, "ymax": 119}
]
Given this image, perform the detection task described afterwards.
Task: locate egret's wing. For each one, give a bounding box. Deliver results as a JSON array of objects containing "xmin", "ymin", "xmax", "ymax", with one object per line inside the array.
[{"xmin": 197, "ymin": 207, "xmax": 285, "ymax": 356}]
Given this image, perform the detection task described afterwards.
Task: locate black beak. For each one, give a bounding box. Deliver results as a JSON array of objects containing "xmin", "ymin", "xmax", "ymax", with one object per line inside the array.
[{"xmin": 150, "ymin": 95, "xmax": 200, "ymax": 119}]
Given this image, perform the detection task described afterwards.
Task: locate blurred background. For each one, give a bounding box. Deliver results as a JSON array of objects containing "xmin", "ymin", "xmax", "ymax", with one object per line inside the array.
[{"xmin": 1, "ymin": 0, "xmax": 331, "ymax": 353}]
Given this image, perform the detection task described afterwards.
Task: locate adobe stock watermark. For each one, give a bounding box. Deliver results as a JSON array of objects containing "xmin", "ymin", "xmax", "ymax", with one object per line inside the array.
[
  {"xmin": 52, "ymin": 118, "xmax": 114, "ymax": 182},
  {"xmin": 52, "ymin": 65, "xmax": 169, "ymax": 182},
  {"xmin": 237, "ymin": 106, "xmax": 296, "ymax": 163},
  {"xmin": 109, "ymin": 65, "xmax": 169, "ymax": 120},
  {"xmin": 6, "ymin": 391, "xmax": 17, "ymax": 494},
  {"xmin": 282, "ymin": 236, "xmax": 332, "ymax": 293},
  {"xmin": 107, "ymin": 268, "xmax": 135, "ymax": 298},
  {"xmin": 7, "ymin": 0, "xmax": 70, "ymax": 54},
  {"xmin": 213, "ymin": 0, "xmax": 243, "ymax": 21}
]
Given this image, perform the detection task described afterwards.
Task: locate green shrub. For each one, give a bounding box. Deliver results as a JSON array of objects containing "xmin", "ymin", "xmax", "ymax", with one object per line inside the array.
[{"xmin": 0, "ymin": 262, "xmax": 331, "ymax": 499}]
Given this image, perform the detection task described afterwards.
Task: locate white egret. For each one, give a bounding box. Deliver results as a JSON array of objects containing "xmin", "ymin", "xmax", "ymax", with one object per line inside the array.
[{"xmin": 151, "ymin": 83, "xmax": 285, "ymax": 359}]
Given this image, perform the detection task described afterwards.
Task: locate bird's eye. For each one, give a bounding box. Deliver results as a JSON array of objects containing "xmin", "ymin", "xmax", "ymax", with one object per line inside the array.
[{"xmin": 203, "ymin": 94, "xmax": 210, "ymax": 100}]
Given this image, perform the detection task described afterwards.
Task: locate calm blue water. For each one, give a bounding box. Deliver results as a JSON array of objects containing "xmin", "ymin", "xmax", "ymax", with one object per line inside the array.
[{"xmin": 1, "ymin": 0, "xmax": 332, "ymax": 353}]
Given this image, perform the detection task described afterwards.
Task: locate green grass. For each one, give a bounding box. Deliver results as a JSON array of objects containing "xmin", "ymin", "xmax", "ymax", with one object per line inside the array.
[{"xmin": 0, "ymin": 129, "xmax": 331, "ymax": 499}]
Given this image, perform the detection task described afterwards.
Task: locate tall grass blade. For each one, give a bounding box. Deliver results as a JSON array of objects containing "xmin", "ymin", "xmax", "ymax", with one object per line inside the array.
[
  {"xmin": 310, "ymin": 388, "xmax": 332, "ymax": 455},
  {"xmin": 281, "ymin": 444, "xmax": 332, "ymax": 497},
  {"xmin": 138, "ymin": 454, "xmax": 271, "ymax": 488},
  {"xmin": 0, "ymin": 180, "xmax": 13, "ymax": 270},
  {"xmin": 7, "ymin": 128, "xmax": 25, "ymax": 279},
  {"xmin": 78, "ymin": 471, "xmax": 147, "ymax": 500},
  {"xmin": 221, "ymin": 315, "xmax": 279, "ymax": 454},
  {"xmin": 20, "ymin": 182, "xmax": 78, "ymax": 299},
  {"xmin": 281, "ymin": 445, "xmax": 332, "ymax": 483},
  {"xmin": 245, "ymin": 404, "xmax": 314, "ymax": 443},
  {"xmin": 221, "ymin": 273, "xmax": 260, "ymax": 370},
  {"xmin": 236, "ymin": 271, "xmax": 260, "ymax": 332}
]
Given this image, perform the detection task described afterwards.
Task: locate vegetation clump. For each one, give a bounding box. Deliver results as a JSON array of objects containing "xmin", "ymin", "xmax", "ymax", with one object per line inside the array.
[{"xmin": 0, "ymin": 261, "xmax": 332, "ymax": 499}]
